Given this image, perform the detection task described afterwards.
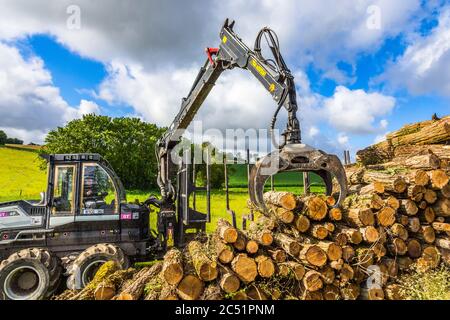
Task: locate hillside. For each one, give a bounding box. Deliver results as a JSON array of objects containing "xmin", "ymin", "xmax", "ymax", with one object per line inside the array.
[{"xmin": 0, "ymin": 147, "xmax": 47, "ymax": 202}]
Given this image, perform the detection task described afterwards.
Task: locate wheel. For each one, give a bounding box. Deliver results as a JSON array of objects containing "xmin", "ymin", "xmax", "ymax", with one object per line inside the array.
[
  {"xmin": 0, "ymin": 248, "xmax": 62, "ymax": 300},
  {"xmin": 66, "ymin": 244, "xmax": 128, "ymax": 290}
]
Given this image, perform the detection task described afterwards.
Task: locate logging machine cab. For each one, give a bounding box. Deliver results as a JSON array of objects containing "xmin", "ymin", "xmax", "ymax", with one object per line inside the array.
[{"xmin": 0, "ymin": 153, "xmax": 151, "ymax": 262}]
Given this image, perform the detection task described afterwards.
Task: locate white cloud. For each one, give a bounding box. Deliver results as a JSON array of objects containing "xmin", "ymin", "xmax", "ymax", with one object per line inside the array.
[
  {"xmin": 0, "ymin": 0, "xmax": 423, "ymax": 78},
  {"xmin": 308, "ymin": 126, "xmax": 320, "ymax": 138},
  {"xmin": 323, "ymin": 86, "xmax": 395, "ymax": 134},
  {"xmin": 338, "ymin": 133, "xmax": 349, "ymax": 145},
  {"xmin": 382, "ymin": 7, "xmax": 450, "ymax": 95},
  {"xmin": 0, "ymin": 42, "xmax": 99, "ymax": 143}
]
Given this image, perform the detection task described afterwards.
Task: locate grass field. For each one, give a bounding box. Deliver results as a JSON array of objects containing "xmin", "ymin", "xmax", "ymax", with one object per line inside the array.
[
  {"xmin": 0, "ymin": 147, "xmax": 47, "ymax": 202},
  {"xmin": 0, "ymin": 147, "xmax": 325, "ymax": 233}
]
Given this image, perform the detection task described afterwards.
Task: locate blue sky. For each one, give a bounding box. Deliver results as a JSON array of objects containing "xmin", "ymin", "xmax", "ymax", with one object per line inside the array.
[{"xmin": 0, "ymin": 0, "xmax": 449, "ymax": 159}]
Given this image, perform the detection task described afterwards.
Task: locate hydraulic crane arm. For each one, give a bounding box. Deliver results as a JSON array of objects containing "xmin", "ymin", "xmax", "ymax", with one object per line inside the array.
[{"xmin": 156, "ymin": 19, "xmax": 348, "ymax": 212}]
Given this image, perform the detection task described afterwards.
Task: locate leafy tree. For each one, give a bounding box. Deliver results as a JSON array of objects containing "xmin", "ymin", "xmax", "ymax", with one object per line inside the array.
[
  {"xmin": 43, "ymin": 114, "xmax": 166, "ymax": 190},
  {"xmin": 5, "ymin": 138, "xmax": 23, "ymax": 145},
  {"xmin": 0, "ymin": 130, "xmax": 6, "ymax": 145},
  {"xmin": 192, "ymin": 142, "xmax": 236, "ymax": 189}
]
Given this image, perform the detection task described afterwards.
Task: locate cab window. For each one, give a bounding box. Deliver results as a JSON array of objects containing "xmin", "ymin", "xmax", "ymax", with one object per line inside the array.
[
  {"xmin": 81, "ymin": 164, "xmax": 118, "ymax": 215},
  {"xmin": 53, "ymin": 166, "xmax": 76, "ymax": 214}
]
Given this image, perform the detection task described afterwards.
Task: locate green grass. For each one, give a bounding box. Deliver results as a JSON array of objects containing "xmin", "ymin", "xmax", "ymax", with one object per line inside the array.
[
  {"xmin": 0, "ymin": 147, "xmax": 47, "ymax": 202},
  {"xmin": 0, "ymin": 147, "xmax": 325, "ymax": 233},
  {"xmin": 228, "ymin": 164, "xmax": 323, "ymax": 187}
]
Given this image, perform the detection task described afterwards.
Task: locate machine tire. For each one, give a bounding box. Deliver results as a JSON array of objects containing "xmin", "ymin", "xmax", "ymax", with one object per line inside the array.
[
  {"xmin": 66, "ymin": 244, "xmax": 128, "ymax": 290},
  {"xmin": 0, "ymin": 248, "xmax": 62, "ymax": 300}
]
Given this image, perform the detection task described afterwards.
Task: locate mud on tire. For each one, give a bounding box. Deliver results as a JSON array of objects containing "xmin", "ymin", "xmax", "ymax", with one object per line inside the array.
[
  {"xmin": 0, "ymin": 248, "xmax": 62, "ymax": 300},
  {"xmin": 66, "ymin": 244, "xmax": 128, "ymax": 290}
]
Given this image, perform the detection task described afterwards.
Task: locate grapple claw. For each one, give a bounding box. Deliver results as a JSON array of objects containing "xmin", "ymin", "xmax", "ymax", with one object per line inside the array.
[{"xmin": 249, "ymin": 144, "xmax": 348, "ymax": 213}]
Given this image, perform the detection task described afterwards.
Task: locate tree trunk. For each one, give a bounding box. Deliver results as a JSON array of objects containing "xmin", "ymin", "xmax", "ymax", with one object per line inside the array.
[
  {"xmin": 433, "ymin": 198, "xmax": 450, "ymax": 217},
  {"xmin": 245, "ymin": 240, "xmax": 259, "ymax": 254},
  {"xmin": 360, "ymin": 226, "xmax": 380, "ymax": 243},
  {"xmin": 400, "ymin": 199, "xmax": 418, "ymax": 216},
  {"xmin": 161, "ymin": 249, "xmax": 184, "ymax": 286},
  {"xmin": 177, "ymin": 275, "xmax": 204, "ymax": 300},
  {"xmin": 263, "ymin": 191, "xmax": 297, "ymax": 210},
  {"xmin": 216, "ymin": 240, "xmax": 235, "ymax": 264},
  {"xmin": 414, "ymin": 169, "xmax": 430, "ymax": 186},
  {"xmin": 294, "ymin": 215, "xmax": 311, "ymax": 232},
  {"xmin": 233, "ymin": 230, "xmax": 247, "ymax": 251},
  {"xmin": 422, "ymin": 189, "xmax": 437, "ymax": 205},
  {"xmin": 323, "ymin": 285, "xmax": 340, "ymax": 300},
  {"xmin": 377, "ymin": 206, "xmax": 396, "ymax": 226},
  {"xmin": 277, "ymin": 262, "xmax": 305, "ymax": 280},
  {"xmin": 344, "ymin": 208, "xmax": 375, "ymax": 227},
  {"xmin": 267, "ymin": 205, "xmax": 295, "ymax": 223},
  {"xmin": 231, "ymin": 254, "xmax": 258, "ymax": 284},
  {"xmin": 309, "ymin": 224, "xmax": 329, "ymax": 240},
  {"xmin": 407, "ymin": 239, "xmax": 422, "ymax": 258},
  {"xmin": 303, "ymin": 196, "xmax": 328, "ymax": 221},
  {"xmin": 200, "ymin": 284, "xmax": 223, "ymax": 300},
  {"xmin": 188, "ymin": 241, "xmax": 218, "ymax": 281},
  {"xmin": 219, "ymin": 272, "xmax": 240, "ymax": 294},
  {"xmin": 268, "ymin": 249, "xmax": 287, "ymax": 263},
  {"xmin": 342, "ymin": 246, "xmax": 355, "ymax": 263},
  {"xmin": 388, "ymin": 238, "xmax": 407, "ymax": 256},
  {"xmin": 430, "ymin": 169, "xmax": 449, "ymax": 189},
  {"xmin": 274, "ymin": 233, "xmax": 301, "ymax": 257},
  {"xmin": 435, "ymin": 237, "xmax": 450, "ymax": 250},
  {"xmin": 217, "ymin": 218, "xmax": 238, "ymax": 243},
  {"xmin": 328, "ymin": 208, "xmax": 343, "ymax": 221},
  {"xmin": 246, "ymin": 227, "xmax": 273, "ymax": 246},
  {"xmin": 416, "ymin": 225, "xmax": 436, "ymax": 244},
  {"xmin": 406, "ymin": 217, "xmax": 420, "ymax": 233},
  {"xmin": 94, "ymin": 283, "xmax": 116, "ymax": 300},
  {"xmin": 360, "ymin": 287, "xmax": 384, "ymax": 300},
  {"xmin": 316, "ymin": 241, "xmax": 342, "ymax": 261},
  {"xmin": 340, "ymin": 283, "xmax": 360, "ymax": 300},
  {"xmin": 319, "ymin": 265, "xmax": 335, "ymax": 284},
  {"xmin": 159, "ymin": 283, "xmax": 178, "ymax": 300},
  {"xmin": 335, "ymin": 225, "xmax": 363, "ymax": 244},
  {"xmin": 422, "ymin": 207, "xmax": 435, "ymax": 223},
  {"xmin": 432, "ymin": 222, "xmax": 450, "ymax": 232},
  {"xmin": 391, "ymin": 223, "xmax": 409, "ymax": 240},
  {"xmin": 408, "ymin": 185, "xmax": 426, "ymax": 202},
  {"xmin": 299, "ymin": 244, "xmax": 327, "ymax": 267},
  {"xmin": 302, "ymin": 270, "xmax": 323, "ymax": 292},
  {"xmin": 255, "ymin": 255, "xmax": 275, "ymax": 278}
]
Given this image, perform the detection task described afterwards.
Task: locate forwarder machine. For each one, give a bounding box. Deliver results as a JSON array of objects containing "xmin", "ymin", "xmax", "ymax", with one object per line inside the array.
[{"xmin": 0, "ymin": 19, "xmax": 348, "ymax": 300}]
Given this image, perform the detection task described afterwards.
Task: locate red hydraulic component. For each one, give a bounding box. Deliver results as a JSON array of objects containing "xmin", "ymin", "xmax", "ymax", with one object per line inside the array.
[{"xmin": 205, "ymin": 47, "xmax": 219, "ymax": 66}]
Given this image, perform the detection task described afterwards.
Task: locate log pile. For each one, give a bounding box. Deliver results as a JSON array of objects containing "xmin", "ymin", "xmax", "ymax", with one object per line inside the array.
[
  {"xmin": 355, "ymin": 115, "xmax": 450, "ymax": 167},
  {"xmin": 55, "ymin": 166, "xmax": 449, "ymax": 300}
]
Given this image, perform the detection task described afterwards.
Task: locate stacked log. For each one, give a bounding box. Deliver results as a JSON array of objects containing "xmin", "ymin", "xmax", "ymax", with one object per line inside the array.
[{"xmin": 55, "ymin": 166, "xmax": 449, "ymax": 300}]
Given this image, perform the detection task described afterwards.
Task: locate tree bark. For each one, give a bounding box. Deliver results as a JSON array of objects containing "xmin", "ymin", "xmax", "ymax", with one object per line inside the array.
[
  {"xmin": 188, "ymin": 241, "xmax": 218, "ymax": 281},
  {"xmin": 161, "ymin": 249, "xmax": 184, "ymax": 286},
  {"xmin": 274, "ymin": 233, "xmax": 301, "ymax": 257},
  {"xmin": 264, "ymin": 191, "xmax": 297, "ymax": 210},
  {"xmin": 217, "ymin": 218, "xmax": 238, "ymax": 243}
]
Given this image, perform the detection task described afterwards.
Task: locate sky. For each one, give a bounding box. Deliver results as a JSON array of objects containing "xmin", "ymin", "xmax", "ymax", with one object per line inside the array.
[{"xmin": 0, "ymin": 0, "xmax": 449, "ymax": 160}]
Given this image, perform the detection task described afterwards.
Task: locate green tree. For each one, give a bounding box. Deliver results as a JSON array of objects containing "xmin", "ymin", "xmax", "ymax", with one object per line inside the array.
[
  {"xmin": 0, "ymin": 130, "xmax": 7, "ymax": 145},
  {"xmin": 43, "ymin": 114, "xmax": 166, "ymax": 190},
  {"xmin": 193, "ymin": 142, "xmax": 236, "ymax": 189},
  {"xmin": 5, "ymin": 138, "xmax": 23, "ymax": 145}
]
